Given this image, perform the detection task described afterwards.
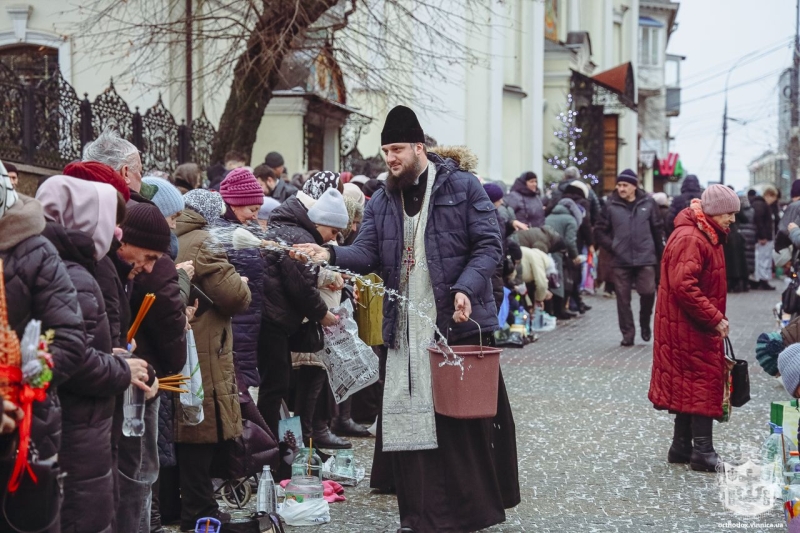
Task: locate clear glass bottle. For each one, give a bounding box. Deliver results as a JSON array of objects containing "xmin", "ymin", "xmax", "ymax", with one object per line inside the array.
[{"xmin": 122, "ymin": 384, "xmax": 146, "ymax": 437}]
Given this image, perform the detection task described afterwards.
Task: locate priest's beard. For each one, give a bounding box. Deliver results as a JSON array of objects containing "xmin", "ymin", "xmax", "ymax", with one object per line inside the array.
[{"xmin": 386, "ymin": 156, "xmax": 425, "ymax": 193}]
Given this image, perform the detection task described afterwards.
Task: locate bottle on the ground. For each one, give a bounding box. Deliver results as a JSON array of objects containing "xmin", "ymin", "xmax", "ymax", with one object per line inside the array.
[{"xmin": 256, "ymin": 466, "xmax": 277, "ymax": 513}]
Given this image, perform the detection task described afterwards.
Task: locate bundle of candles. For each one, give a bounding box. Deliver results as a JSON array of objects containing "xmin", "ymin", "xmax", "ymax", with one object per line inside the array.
[
  {"xmin": 128, "ymin": 293, "xmax": 156, "ymax": 344},
  {"xmin": 159, "ymin": 373, "xmax": 190, "ymax": 394}
]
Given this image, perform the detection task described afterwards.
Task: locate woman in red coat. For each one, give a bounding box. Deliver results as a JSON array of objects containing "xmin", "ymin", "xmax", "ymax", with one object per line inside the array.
[{"xmin": 648, "ymin": 184, "xmax": 741, "ymax": 472}]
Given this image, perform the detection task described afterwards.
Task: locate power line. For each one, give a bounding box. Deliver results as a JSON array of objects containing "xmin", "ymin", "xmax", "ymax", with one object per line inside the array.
[
  {"xmin": 682, "ymin": 68, "xmax": 785, "ymax": 106},
  {"xmin": 681, "ymin": 38, "xmax": 792, "ymax": 90},
  {"xmin": 680, "ymin": 35, "xmax": 793, "ymax": 83}
]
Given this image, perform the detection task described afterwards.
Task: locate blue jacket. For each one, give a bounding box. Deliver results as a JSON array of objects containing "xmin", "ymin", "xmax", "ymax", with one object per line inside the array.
[
  {"xmin": 333, "ymin": 151, "xmax": 502, "ymax": 346},
  {"xmin": 216, "ymin": 216, "xmax": 266, "ymax": 388}
]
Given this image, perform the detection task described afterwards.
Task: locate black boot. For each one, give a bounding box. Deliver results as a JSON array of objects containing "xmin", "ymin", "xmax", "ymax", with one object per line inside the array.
[
  {"xmin": 690, "ymin": 415, "xmax": 721, "ymax": 472},
  {"xmin": 312, "ymin": 419, "xmax": 352, "ymax": 449},
  {"xmin": 668, "ymin": 413, "xmax": 692, "ymax": 464},
  {"xmin": 640, "ymin": 294, "xmax": 655, "ymax": 342},
  {"xmin": 332, "ymin": 398, "xmax": 372, "ymax": 437}
]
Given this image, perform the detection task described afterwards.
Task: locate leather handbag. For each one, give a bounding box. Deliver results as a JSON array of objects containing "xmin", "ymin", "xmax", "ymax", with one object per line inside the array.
[
  {"xmin": 288, "ymin": 321, "xmax": 324, "ymax": 353},
  {"xmin": 725, "ymin": 337, "xmax": 751, "ymax": 408}
]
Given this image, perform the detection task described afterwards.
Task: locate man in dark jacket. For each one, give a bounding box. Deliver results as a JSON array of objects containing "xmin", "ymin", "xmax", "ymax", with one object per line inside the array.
[
  {"xmin": 595, "ymin": 169, "xmax": 664, "ymax": 346},
  {"xmin": 254, "ymin": 164, "xmax": 298, "ymax": 203},
  {"xmin": 117, "ymin": 204, "xmax": 184, "ymax": 533},
  {"xmin": 296, "ymin": 106, "xmax": 519, "ymax": 533},
  {"xmin": 752, "ymin": 185, "xmax": 779, "ymax": 290},
  {"xmin": 665, "ymin": 174, "xmax": 702, "ymax": 236}
]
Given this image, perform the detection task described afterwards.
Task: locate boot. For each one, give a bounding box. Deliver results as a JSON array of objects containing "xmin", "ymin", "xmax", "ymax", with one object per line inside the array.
[
  {"xmin": 332, "ymin": 397, "xmax": 372, "ymax": 437},
  {"xmin": 332, "ymin": 417, "xmax": 372, "ymax": 437},
  {"xmin": 690, "ymin": 415, "xmax": 721, "ymax": 472},
  {"xmin": 668, "ymin": 413, "xmax": 692, "ymax": 464},
  {"xmin": 312, "ymin": 419, "xmax": 352, "ymax": 449}
]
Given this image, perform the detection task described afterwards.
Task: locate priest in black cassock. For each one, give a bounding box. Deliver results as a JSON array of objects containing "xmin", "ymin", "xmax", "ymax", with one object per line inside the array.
[{"xmin": 296, "ymin": 106, "xmax": 520, "ymax": 532}]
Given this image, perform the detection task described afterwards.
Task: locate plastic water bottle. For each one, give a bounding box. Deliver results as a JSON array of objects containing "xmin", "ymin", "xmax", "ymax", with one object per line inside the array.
[
  {"xmin": 122, "ymin": 384, "xmax": 146, "ymax": 437},
  {"xmin": 256, "ymin": 466, "xmax": 276, "ymax": 513}
]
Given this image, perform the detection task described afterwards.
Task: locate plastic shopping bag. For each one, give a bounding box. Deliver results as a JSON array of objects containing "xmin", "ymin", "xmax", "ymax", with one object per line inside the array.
[
  {"xmin": 278, "ymin": 498, "xmax": 330, "ymax": 526},
  {"xmin": 530, "ymin": 309, "xmax": 557, "ymax": 332},
  {"xmin": 179, "ymin": 330, "xmax": 204, "ymax": 425},
  {"xmin": 316, "ymin": 300, "xmax": 380, "ymax": 404}
]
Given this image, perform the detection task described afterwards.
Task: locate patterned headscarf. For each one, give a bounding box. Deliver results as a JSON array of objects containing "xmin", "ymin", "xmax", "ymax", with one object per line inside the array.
[
  {"xmin": 0, "ymin": 163, "xmax": 18, "ymax": 221},
  {"xmin": 184, "ymin": 189, "xmax": 225, "ymax": 226},
  {"xmin": 302, "ymin": 171, "xmax": 341, "ymax": 201}
]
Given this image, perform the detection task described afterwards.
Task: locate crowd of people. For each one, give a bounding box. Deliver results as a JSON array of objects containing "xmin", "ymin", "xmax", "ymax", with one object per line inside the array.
[{"xmin": 3, "ymin": 98, "xmax": 799, "ymax": 533}]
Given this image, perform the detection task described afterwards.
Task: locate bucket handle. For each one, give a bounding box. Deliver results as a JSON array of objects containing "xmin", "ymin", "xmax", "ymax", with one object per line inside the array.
[{"xmin": 447, "ymin": 317, "xmax": 485, "ymax": 358}]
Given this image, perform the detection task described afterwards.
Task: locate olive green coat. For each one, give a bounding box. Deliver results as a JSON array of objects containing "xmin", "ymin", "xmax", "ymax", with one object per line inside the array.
[{"xmin": 174, "ymin": 209, "xmax": 252, "ymax": 444}]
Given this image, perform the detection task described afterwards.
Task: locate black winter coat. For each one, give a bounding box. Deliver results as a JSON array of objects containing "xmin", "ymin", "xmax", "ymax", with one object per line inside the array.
[
  {"xmin": 751, "ymin": 196, "xmax": 776, "ymax": 241},
  {"xmin": 96, "ymin": 249, "xmax": 129, "ymax": 349},
  {"xmin": 41, "ymin": 221, "xmax": 131, "ymax": 533},
  {"xmin": 665, "ymin": 174, "xmax": 702, "ymax": 236},
  {"xmin": 269, "ymin": 179, "xmax": 299, "ymax": 204},
  {"xmin": 262, "ymin": 197, "xmax": 329, "ymax": 333},
  {"xmin": 595, "ymin": 189, "xmax": 664, "ymax": 268},
  {"xmin": 216, "ymin": 216, "xmax": 266, "ymax": 388},
  {"xmin": 130, "ymin": 256, "xmax": 187, "ymax": 377},
  {"xmin": 333, "ymin": 152, "xmax": 502, "ymax": 345},
  {"xmin": 0, "ymin": 196, "xmax": 86, "ymax": 461}
]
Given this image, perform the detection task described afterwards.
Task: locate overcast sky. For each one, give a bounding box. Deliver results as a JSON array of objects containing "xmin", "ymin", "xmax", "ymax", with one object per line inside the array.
[{"xmin": 668, "ymin": 0, "xmax": 796, "ymax": 191}]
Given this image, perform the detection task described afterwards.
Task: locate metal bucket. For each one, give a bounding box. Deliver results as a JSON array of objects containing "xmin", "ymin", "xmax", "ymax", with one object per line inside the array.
[{"xmin": 427, "ymin": 320, "xmax": 501, "ymax": 419}]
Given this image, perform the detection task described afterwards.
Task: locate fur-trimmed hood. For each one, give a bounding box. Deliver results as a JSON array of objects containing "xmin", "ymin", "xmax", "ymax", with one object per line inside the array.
[{"xmin": 430, "ymin": 146, "xmax": 478, "ymax": 173}]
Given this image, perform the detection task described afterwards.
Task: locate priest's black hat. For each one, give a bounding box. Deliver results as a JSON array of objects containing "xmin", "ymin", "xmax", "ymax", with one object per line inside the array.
[{"xmin": 381, "ymin": 105, "xmax": 425, "ymax": 145}]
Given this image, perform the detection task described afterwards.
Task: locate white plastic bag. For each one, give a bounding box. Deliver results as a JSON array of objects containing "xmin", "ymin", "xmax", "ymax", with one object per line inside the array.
[
  {"xmin": 278, "ymin": 498, "xmax": 330, "ymax": 526},
  {"xmin": 179, "ymin": 330, "xmax": 204, "ymax": 425},
  {"xmin": 316, "ymin": 300, "xmax": 380, "ymax": 403}
]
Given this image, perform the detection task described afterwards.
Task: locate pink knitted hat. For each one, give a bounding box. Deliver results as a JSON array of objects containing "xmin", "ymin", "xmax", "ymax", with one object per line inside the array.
[
  {"xmin": 701, "ymin": 184, "xmax": 740, "ymax": 216},
  {"xmin": 220, "ymin": 168, "xmax": 264, "ymax": 206}
]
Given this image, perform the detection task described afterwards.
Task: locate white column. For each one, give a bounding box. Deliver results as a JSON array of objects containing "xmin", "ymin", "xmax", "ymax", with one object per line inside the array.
[
  {"xmin": 618, "ymin": 0, "xmax": 639, "ymax": 175},
  {"xmin": 603, "ymin": 0, "xmax": 614, "ymax": 70},
  {"xmin": 488, "ymin": 2, "xmax": 504, "ymax": 181},
  {"xmin": 531, "ymin": 0, "xmax": 545, "ymax": 179},
  {"xmin": 568, "ymin": 0, "xmax": 580, "ymax": 33}
]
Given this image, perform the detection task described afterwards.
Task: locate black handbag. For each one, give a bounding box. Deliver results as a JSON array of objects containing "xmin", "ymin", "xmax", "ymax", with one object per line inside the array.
[
  {"xmin": 0, "ymin": 447, "xmax": 64, "ymax": 533},
  {"xmin": 288, "ymin": 321, "xmax": 324, "ymax": 353},
  {"xmin": 725, "ymin": 337, "xmax": 751, "ymax": 408}
]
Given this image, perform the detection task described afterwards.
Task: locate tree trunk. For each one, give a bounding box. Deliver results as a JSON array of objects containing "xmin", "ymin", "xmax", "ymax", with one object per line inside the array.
[{"xmin": 211, "ymin": 0, "xmax": 340, "ymax": 164}]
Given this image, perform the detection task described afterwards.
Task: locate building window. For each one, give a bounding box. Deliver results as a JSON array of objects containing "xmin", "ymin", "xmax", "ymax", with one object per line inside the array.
[{"xmin": 639, "ymin": 26, "xmax": 662, "ymax": 67}]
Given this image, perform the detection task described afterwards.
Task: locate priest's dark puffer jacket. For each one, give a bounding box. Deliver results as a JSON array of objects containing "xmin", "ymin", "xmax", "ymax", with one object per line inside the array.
[{"xmin": 332, "ymin": 149, "xmax": 503, "ymax": 346}]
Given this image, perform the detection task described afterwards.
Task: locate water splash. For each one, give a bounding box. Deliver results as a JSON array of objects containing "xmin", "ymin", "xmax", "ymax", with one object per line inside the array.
[{"xmin": 207, "ymin": 225, "xmax": 466, "ymax": 373}]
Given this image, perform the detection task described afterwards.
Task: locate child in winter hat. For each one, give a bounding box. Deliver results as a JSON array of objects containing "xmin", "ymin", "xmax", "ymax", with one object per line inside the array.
[{"xmin": 307, "ymin": 188, "xmax": 349, "ymax": 230}]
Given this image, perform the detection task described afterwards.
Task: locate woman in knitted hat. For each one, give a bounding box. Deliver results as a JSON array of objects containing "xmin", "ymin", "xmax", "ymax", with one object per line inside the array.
[
  {"xmin": 648, "ymin": 184, "xmax": 741, "ymax": 472},
  {"xmin": 215, "ymin": 169, "xmax": 269, "ymax": 392},
  {"xmin": 219, "ymin": 167, "xmax": 264, "ymax": 224}
]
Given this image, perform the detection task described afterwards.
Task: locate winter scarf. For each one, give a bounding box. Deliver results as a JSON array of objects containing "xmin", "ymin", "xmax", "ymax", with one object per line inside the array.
[{"xmin": 691, "ymin": 198, "xmax": 728, "ymax": 245}]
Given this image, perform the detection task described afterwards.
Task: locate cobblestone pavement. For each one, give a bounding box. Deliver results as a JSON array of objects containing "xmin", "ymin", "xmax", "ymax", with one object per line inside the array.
[{"xmin": 168, "ymin": 287, "xmax": 789, "ymax": 533}]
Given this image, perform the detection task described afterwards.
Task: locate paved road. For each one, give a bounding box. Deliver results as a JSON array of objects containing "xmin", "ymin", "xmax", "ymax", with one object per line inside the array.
[{"xmin": 171, "ymin": 287, "xmax": 790, "ymax": 532}]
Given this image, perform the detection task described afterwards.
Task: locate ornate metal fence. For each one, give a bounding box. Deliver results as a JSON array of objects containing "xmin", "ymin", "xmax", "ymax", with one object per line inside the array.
[{"xmin": 0, "ymin": 62, "xmax": 216, "ymax": 172}]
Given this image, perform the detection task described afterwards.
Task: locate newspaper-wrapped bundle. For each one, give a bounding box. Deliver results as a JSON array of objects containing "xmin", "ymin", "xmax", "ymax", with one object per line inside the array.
[{"xmin": 316, "ymin": 300, "xmax": 379, "ymax": 404}]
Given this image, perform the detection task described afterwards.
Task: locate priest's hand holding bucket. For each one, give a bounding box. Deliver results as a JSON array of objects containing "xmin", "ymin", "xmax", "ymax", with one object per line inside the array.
[{"xmin": 453, "ymin": 292, "xmax": 472, "ymax": 323}]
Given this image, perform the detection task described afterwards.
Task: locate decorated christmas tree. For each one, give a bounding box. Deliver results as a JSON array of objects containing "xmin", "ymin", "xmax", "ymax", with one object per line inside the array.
[{"xmin": 544, "ymin": 93, "xmax": 599, "ymax": 187}]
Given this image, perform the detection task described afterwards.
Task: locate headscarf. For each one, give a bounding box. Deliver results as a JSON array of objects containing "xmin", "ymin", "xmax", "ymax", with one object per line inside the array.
[
  {"xmin": 35, "ymin": 175, "xmax": 117, "ymax": 259},
  {"xmin": 184, "ymin": 189, "xmax": 225, "ymax": 226},
  {"xmin": 343, "ymin": 182, "xmax": 365, "ymax": 207},
  {"xmin": 298, "ymin": 170, "xmax": 342, "ymax": 209},
  {"xmin": 0, "ymin": 164, "xmax": 18, "ymax": 221}
]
